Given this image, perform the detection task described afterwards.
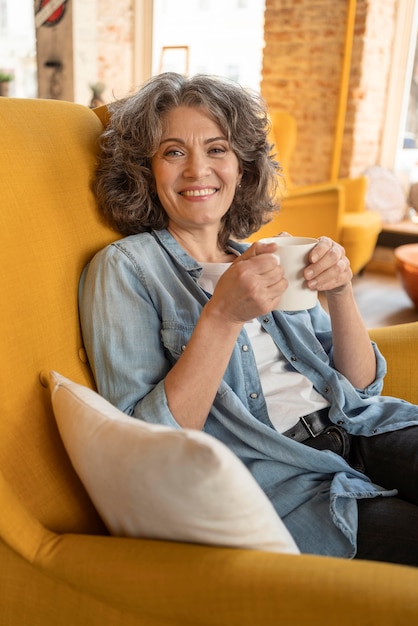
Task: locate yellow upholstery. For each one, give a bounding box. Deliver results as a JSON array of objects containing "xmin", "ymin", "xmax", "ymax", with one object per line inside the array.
[
  {"xmin": 247, "ymin": 110, "xmax": 382, "ymax": 274},
  {"xmin": 1, "ymin": 97, "xmax": 418, "ymax": 625}
]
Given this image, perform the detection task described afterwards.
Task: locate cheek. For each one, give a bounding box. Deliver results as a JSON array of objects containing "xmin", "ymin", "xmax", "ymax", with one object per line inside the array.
[
  {"xmin": 152, "ymin": 165, "xmax": 174, "ymax": 196},
  {"xmin": 219, "ymin": 160, "xmax": 241, "ymax": 185}
]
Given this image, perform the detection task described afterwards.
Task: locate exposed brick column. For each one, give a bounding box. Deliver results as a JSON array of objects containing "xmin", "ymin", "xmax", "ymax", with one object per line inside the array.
[
  {"xmin": 261, "ymin": 0, "xmax": 397, "ymax": 185},
  {"xmin": 34, "ymin": 0, "xmax": 135, "ymax": 106}
]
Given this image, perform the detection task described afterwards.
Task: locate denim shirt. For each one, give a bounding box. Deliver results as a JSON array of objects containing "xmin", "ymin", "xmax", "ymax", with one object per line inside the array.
[{"xmin": 79, "ymin": 229, "xmax": 418, "ymax": 558}]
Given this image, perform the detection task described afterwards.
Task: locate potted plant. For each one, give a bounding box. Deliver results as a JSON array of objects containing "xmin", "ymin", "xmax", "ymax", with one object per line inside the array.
[
  {"xmin": 0, "ymin": 72, "xmax": 14, "ymax": 97},
  {"xmin": 89, "ymin": 81, "xmax": 106, "ymax": 108}
]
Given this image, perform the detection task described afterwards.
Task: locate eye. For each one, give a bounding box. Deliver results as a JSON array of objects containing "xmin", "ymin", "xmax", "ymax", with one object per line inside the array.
[
  {"xmin": 163, "ymin": 147, "xmax": 184, "ymax": 158},
  {"xmin": 208, "ymin": 143, "xmax": 229, "ymax": 156}
]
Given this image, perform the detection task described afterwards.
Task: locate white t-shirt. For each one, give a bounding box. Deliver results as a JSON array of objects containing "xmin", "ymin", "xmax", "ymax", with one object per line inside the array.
[{"xmin": 198, "ymin": 261, "xmax": 329, "ymax": 433}]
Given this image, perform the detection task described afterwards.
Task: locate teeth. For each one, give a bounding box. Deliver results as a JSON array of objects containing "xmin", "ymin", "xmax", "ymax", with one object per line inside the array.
[{"xmin": 181, "ymin": 189, "xmax": 216, "ymax": 197}]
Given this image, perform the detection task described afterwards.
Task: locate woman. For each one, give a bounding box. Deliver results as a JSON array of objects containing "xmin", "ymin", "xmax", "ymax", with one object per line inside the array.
[{"xmin": 79, "ymin": 72, "xmax": 418, "ymax": 565}]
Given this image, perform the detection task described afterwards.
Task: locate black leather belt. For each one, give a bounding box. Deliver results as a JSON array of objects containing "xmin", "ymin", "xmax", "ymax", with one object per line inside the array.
[{"xmin": 282, "ymin": 407, "xmax": 333, "ymax": 443}]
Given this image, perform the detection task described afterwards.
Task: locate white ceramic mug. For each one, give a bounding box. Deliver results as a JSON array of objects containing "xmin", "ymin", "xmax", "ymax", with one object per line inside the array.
[{"xmin": 260, "ymin": 236, "xmax": 319, "ymax": 311}]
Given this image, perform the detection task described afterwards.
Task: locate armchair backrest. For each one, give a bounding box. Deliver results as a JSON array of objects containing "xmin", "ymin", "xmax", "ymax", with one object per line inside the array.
[{"xmin": 0, "ymin": 98, "xmax": 119, "ymax": 534}]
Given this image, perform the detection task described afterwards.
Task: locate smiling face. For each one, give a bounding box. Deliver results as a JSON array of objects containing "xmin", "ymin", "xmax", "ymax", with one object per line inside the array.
[{"xmin": 151, "ymin": 106, "xmax": 242, "ymax": 239}]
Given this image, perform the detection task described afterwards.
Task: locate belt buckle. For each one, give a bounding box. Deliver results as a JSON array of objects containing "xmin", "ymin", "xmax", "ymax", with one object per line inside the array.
[{"xmin": 300, "ymin": 416, "xmax": 319, "ymax": 438}]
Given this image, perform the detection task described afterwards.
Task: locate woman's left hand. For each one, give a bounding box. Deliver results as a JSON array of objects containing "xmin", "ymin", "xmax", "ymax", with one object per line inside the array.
[
  {"xmin": 304, "ymin": 236, "xmax": 353, "ymax": 293},
  {"xmin": 302, "ymin": 236, "xmax": 376, "ymax": 387}
]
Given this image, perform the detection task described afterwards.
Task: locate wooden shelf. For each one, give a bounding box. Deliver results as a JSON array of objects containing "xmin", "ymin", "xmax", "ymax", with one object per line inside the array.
[{"xmin": 378, "ymin": 219, "xmax": 418, "ymax": 248}]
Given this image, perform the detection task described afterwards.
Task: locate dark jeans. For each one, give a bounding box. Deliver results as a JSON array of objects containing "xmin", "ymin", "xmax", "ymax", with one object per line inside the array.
[{"xmin": 304, "ymin": 425, "xmax": 418, "ymax": 566}]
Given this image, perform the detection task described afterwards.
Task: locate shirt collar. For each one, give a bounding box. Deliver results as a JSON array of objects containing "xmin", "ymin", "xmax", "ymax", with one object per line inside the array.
[{"xmin": 151, "ymin": 229, "xmax": 250, "ymax": 277}]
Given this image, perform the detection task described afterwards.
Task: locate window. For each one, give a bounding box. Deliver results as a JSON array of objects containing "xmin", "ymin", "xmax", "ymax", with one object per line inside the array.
[
  {"xmin": 0, "ymin": 0, "xmax": 8, "ymax": 31},
  {"xmin": 152, "ymin": 0, "xmax": 265, "ymax": 90}
]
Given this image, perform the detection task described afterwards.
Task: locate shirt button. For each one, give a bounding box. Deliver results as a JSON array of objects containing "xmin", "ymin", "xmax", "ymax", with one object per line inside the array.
[
  {"xmin": 324, "ymin": 386, "xmax": 330, "ymax": 394},
  {"xmin": 290, "ymin": 356, "xmax": 297, "ymax": 362},
  {"xmin": 263, "ymin": 317, "xmax": 270, "ymax": 324},
  {"xmin": 242, "ymin": 344, "xmax": 249, "ymax": 352},
  {"xmin": 337, "ymin": 420, "xmax": 344, "ymax": 425},
  {"xmin": 181, "ymin": 345, "xmax": 187, "ymax": 351},
  {"xmin": 250, "ymin": 392, "xmax": 258, "ymax": 399}
]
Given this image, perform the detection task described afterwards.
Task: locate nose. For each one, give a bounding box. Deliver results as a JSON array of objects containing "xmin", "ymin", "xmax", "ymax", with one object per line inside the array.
[{"xmin": 183, "ymin": 151, "xmax": 210, "ymax": 179}]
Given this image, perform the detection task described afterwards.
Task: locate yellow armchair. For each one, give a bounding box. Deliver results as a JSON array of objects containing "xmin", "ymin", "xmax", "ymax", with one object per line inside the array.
[
  {"xmin": 247, "ymin": 110, "xmax": 382, "ymax": 274},
  {"xmin": 1, "ymin": 97, "xmax": 418, "ymax": 625}
]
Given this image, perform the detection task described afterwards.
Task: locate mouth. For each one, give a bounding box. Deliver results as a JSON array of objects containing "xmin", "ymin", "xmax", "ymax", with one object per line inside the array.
[{"xmin": 179, "ymin": 188, "xmax": 218, "ymax": 198}]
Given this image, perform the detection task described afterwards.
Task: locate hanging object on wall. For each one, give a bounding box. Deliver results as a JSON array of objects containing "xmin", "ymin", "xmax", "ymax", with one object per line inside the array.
[
  {"xmin": 35, "ymin": 0, "xmax": 69, "ymax": 29},
  {"xmin": 158, "ymin": 46, "xmax": 190, "ymax": 76}
]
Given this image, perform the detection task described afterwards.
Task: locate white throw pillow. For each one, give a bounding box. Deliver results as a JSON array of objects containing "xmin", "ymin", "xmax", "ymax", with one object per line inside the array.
[
  {"xmin": 50, "ymin": 371, "xmax": 299, "ymax": 554},
  {"xmin": 364, "ymin": 165, "xmax": 407, "ymax": 223}
]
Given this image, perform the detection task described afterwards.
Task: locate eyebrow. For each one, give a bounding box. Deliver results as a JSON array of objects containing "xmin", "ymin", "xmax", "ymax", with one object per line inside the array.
[{"xmin": 159, "ymin": 136, "xmax": 228, "ymax": 146}]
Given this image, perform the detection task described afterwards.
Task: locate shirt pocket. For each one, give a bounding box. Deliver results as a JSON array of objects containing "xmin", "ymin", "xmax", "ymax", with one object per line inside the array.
[
  {"xmin": 160, "ymin": 321, "xmax": 196, "ymax": 359},
  {"xmin": 161, "ymin": 320, "xmax": 235, "ymax": 402}
]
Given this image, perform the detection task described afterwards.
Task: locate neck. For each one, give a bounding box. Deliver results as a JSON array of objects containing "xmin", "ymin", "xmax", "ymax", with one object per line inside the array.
[{"xmin": 168, "ymin": 226, "xmax": 233, "ymax": 263}]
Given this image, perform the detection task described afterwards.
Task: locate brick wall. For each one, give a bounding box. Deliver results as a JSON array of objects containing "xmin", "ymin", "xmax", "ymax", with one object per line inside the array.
[
  {"xmin": 345, "ymin": 0, "xmax": 396, "ymax": 177},
  {"xmin": 261, "ymin": 0, "xmax": 397, "ymax": 185}
]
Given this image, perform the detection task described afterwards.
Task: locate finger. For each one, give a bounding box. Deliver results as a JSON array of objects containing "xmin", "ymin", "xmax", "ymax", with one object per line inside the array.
[
  {"xmin": 309, "ymin": 236, "xmax": 333, "ymax": 264},
  {"xmin": 306, "ymin": 252, "xmax": 352, "ymax": 291},
  {"xmin": 307, "ymin": 239, "xmax": 345, "ymax": 274},
  {"xmin": 238, "ymin": 241, "xmax": 278, "ymax": 260},
  {"xmin": 263, "ymin": 232, "xmax": 291, "ymax": 237},
  {"xmin": 229, "ymin": 246, "xmax": 284, "ymax": 286}
]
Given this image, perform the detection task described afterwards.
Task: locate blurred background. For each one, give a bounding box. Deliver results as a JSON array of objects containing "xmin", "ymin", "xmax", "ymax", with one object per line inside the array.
[{"xmin": 3, "ymin": 2, "xmax": 418, "ymax": 196}]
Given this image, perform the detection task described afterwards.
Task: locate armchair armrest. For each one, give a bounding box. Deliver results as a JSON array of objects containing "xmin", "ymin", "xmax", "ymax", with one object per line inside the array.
[
  {"xmin": 369, "ymin": 322, "xmax": 418, "ymax": 404},
  {"xmin": 35, "ymin": 532, "xmax": 418, "ymax": 625},
  {"xmin": 0, "ymin": 470, "xmax": 54, "ymax": 563}
]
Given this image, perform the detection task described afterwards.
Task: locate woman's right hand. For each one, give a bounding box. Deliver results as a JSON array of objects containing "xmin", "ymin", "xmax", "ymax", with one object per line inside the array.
[
  {"xmin": 164, "ymin": 242, "xmax": 287, "ymax": 429},
  {"xmin": 209, "ymin": 242, "xmax": 288, "ymax": 325}
]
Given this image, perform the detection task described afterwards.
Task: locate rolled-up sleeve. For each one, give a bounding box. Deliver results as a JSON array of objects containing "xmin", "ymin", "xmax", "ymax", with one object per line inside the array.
[{"xmin": 308, "ymin": 303, "xmax": 386, "ymax": 398}]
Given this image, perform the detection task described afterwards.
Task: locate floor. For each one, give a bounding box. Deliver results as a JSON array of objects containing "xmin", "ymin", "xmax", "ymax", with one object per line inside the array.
[
  {"xmin": 351, "ymin": 268, "xmax": 418, "ymax": 328},
  {"xmin": 320, "ymin": 266, "xmax": 418, "ymax": 329}
]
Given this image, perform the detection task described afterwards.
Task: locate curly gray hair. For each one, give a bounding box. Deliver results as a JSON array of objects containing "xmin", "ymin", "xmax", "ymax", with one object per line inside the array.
[{"xmin": 95, "ymin": 72, "xmax": 281, "ymax": 249}]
